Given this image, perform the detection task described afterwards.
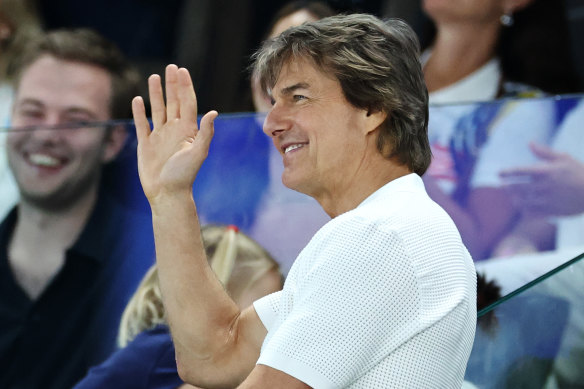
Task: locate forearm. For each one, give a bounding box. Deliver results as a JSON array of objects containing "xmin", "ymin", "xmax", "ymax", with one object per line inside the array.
[
  {"xmin": 133, "ymin": 66, "xmax": 264, "ymax": 386},
  {"xmin": 493, "ymin": 216, "xmax": 556, "ymax": 257},
  {"xmin": 150, "ymin": 191, "xmax": 244, "ymax": 384}
]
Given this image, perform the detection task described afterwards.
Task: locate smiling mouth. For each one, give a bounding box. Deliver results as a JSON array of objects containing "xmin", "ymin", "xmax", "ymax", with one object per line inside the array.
[
  {"xmin": 27, "ymin": 153, "xmax": 63, "ymax": 167},
  {"xmin": 284, "ymin": 144, "xmax": 305, "ymax": 154}
]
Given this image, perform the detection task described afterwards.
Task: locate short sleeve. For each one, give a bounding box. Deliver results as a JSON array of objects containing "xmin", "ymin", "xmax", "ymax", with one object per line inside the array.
[
  {"xmin": 253, "ymin": 291, "xmax": 282, "ymax": 331},
  {"xmin": 256, "ymin": 218, "xmax": 424, "ymax": 388}
]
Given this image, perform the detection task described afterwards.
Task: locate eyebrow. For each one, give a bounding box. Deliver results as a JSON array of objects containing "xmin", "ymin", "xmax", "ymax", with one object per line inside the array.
[
  {"xmin": 279, "ymin": 82, "xmax": 310, "ymax": 97},
  {"xmin": 16, "ymin": 98, "xmax": 43, "ymax": 109}
]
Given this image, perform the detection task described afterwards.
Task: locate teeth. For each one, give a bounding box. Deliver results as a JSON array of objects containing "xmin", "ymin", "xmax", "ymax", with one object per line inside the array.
[
  {"xmin": 29, "ymin": 153, "xmax": 61, "ymax": 167},
  {"xmin": 284, "ymin": 144, "xmax": 304, "ymax": 153}
]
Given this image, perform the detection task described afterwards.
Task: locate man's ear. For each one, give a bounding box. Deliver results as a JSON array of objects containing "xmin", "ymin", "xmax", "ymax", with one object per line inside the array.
[
  {"xmin": 363, "ymin": 108, "xmax": 388, "ymax": 135},
  {"xmin": 101, "ymin": 124, "xmax": 128, "ymax": 163}
]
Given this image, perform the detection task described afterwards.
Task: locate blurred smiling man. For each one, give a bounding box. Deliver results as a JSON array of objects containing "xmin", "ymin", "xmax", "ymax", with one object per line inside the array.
[
  {"xmin": 8, "ymin": 54, "xmax": 117, "ymax": 210},
  {"xmin": 0, "ymin": 29, "xmax": 153, "ymax": 389}
]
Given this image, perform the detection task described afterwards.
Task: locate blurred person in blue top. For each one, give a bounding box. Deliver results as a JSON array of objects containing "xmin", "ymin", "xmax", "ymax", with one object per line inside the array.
[
  {"xmin": 419, "ymin": 0, "xmax": 581, "ymax": 259},
  {"xmin": 0, "ymin": 28, "xmax": 154, "ymax": 389},
  {"xmin": 74, "ymin": 224, "xmax": 283, "ymax": 389}
]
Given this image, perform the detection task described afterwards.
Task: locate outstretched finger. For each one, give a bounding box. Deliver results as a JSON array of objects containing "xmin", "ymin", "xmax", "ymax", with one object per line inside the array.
[
  {"xmin": 500, "ymin": 166, "xmax": 545, "ymax": 180},
  {"xmin": 530, "ymin": 142, "xmax": 561, "ymax": 162},
  {"xmin": 132, "ymin": 96, "xmax": 151, "ymax": 143},
  {"xmin": 148, "ymin": 74, "xmax": 166, "ymax": 130},
  {"xmin": 165, "ymin": 64, "xmax": 180, "ymax": 121},
  {"xmin": 177, "ymin": 68, "xmax": 198, "ymax": 126}
]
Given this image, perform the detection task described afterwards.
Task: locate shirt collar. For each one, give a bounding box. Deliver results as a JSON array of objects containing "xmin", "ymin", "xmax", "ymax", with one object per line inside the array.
[{"xmin": 358, "ymin": 173, "xmax": 425, "ymax": 209}]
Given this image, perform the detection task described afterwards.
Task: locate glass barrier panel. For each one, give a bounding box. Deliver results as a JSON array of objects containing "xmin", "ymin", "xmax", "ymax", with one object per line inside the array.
[
  {"xmin": 1, "ymin": 94, "xmax": 584, "ymax": 277},
  {"xmin": 2, "ymin": 95, "xmax": 583, "ymax": 388},
  {"xmin": 466, "ymin": 252, "xmax": 584, "ymax": 389}
]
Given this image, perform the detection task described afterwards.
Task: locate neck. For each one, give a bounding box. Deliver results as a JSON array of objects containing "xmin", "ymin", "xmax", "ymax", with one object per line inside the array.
[
  {"xmin": 316, "ymin": 150, "xmax": 411, "ymax": 219},
  {"xmin": 9, "ymin": 186, "xmax": 97, "ymax": 261},
  {"xmin": 424, "ymin": 21, "xmax": 500, "ymax": 93},
  {"xmin": 8, "ymin": 188, "xmax": 99, "ymax": 298},
  {"xmin": 14, "ymin": 188, "xmax": 99, "ymax": 247}
]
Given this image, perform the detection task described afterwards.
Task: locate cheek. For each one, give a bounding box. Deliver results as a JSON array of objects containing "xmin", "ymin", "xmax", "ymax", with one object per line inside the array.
[
  {"xmin": 67, "ymin": 130, "xmax": 108, "ymax": 153},
  {"xmin": 6, "ymin": 131, "xmax": 26, "ymax": 150}
]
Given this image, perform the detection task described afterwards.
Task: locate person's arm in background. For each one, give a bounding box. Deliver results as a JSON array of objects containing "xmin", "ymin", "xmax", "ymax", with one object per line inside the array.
[
  {"xmin": 426, "ymin": 101, "xmax": 556, "ymax": 260},
  {"xmin": 491, "ymin": 216, "xmax": 556, "ymax": 257},
  {"xmin": 501, "ymin": 143, "xmax": 584, "ymax": 217},
  {"xmin": 494, "ymin": 143, "xmax": 584, "ymax": 256},
  {"xmin": 132, "ymin": 65, "xmax": 266, "ymax": 387}
]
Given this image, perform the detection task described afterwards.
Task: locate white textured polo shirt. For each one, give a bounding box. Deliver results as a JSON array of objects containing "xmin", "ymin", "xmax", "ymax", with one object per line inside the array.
[{"xmin": 254, "ymin": 174, "xmax": 477, "ymax": 388}]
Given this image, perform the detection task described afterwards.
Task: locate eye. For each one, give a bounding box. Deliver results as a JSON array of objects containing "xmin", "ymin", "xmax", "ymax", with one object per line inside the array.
[
  {"xmin": 293, "ymin": 94, "xmax": 307, "ymax": 102},
  {"xmin": 19, "ymin": 109, "xmax": 43, "ymax": 118},
  {"xmin": 15, "ymin": 109, "xmax": 44, "ymax": 123},
  {"xmin": 62, "ymin": 111, "xmax": 96, "ymax": 128},
  {"xmin": 62, "ymin": 120, "xmax": 94, "ymax": 130},
  {"xmin": 64, "ymin": 116, "xmax": 93, "ymax": 126}
]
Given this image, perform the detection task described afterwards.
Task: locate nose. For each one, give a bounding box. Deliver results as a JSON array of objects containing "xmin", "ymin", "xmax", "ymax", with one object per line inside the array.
[
  {"xmin": 262, "ymin": 103, "xmax": 290, "ymax": 138},
  {"xmin": 30, "ymin": 126, "xmax": 60, "ymax": 144},
  {"xmin": 27, "ymin": 114, "xmax": 63, "ymax": 143}
]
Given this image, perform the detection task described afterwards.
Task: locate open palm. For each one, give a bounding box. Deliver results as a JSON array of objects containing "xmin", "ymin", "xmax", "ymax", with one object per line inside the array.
[{"xmin": 132, "ymin": 65, "xmax": 218, "ymax": 203}]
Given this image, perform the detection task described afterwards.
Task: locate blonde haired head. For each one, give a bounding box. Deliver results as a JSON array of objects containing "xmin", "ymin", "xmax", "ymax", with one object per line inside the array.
[
  {"xmin": 118, "ymin": 224, "xmax": 281, "ymax": 347},
  {"xmin": 0, "ymin": 0, "xmax": 43, "ymax": 80}
]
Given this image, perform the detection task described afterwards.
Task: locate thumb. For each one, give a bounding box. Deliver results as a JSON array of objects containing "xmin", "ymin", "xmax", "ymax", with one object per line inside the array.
[
  {"xmin": 530, "ymin": 142, "xmax": 559, "ymax": 162},
  {"xmin": 196, "ymin": 110, "xmax": 218, "ymax": 151}
]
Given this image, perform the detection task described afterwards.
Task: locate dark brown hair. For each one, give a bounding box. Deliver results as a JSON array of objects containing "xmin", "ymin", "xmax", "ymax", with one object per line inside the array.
[
  {"xmin": 253, "ymin": 14, "xmax": 431, "ymax": 175},
  {"xmin": 13, "ymin": 28, "xmax": 140, "ymax": 119}
]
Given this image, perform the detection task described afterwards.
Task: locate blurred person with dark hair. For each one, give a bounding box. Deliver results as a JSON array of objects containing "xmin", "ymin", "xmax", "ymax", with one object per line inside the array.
[
  {"xmin": 132, "ymin": 14, "xmax": 476, "ymax": 388},
  {"xmin": 420, "ymin": 0, "xmax": 579, "ymax": 103},
  {"xmin": 474, "ymin": 100, "xmax": 584, "ymax": 388},
  {"xmin": 419, "ymin": 0, "xmax": 580, "ymax": 260},
  {"xmin": 0, "ymin": 0, "xmax": 43, "ymax": 219},
  {"xmin": 74, "ymin": 224, "xmax": 282, "ymax": 389},
  {"xmin": 0, "ymin": 28, "xmax": 154, "ymax": 389}
]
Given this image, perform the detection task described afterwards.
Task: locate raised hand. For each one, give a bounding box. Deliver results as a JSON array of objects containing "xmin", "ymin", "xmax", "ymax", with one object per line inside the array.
[{"xmin": 132, "ymin": 64, "xmax": 218, "ymax": 203}]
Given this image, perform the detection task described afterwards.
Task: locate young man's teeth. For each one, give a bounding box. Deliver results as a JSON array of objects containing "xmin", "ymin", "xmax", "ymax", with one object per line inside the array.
[
  {"xmin": 285, "ymin": 144, "xmax": 303, "ymax": 153},
  {"xmin": 29, "ymin": 154, "xmax": 60, "ymax": 167}
]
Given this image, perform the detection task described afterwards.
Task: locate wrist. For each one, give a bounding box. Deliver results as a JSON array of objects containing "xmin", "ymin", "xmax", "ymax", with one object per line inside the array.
[{"xmin": 149, "ymin": 188, "xmax": 195, "ymax": 215}]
